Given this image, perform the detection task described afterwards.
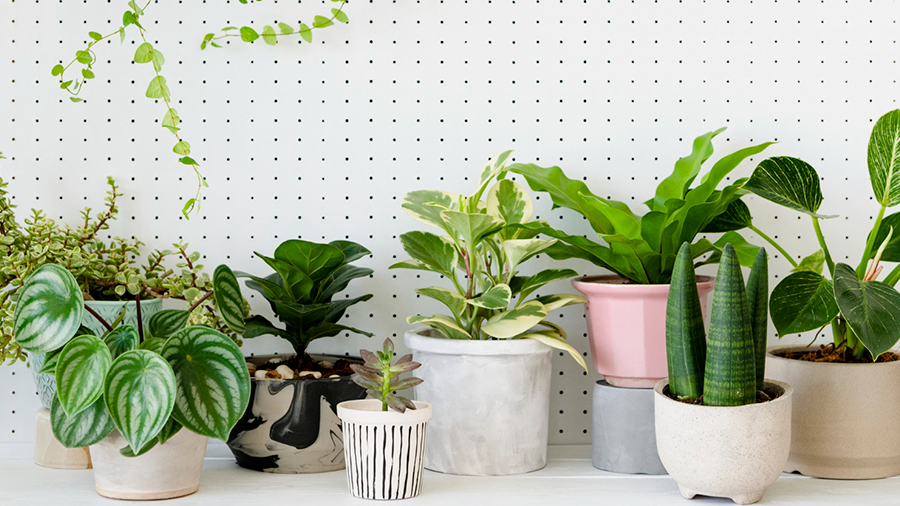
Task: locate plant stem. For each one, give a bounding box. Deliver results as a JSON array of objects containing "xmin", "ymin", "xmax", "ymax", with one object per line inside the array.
[
  {"xmin": 209, "ymin": 1, "xmax": 348, "ymax": 45},
  {"xmin": 884, "ymin": 263, "xmax": 900, "ymax": 287},
  {"xmin": 84, "ymin": 305, "xmax": 113, "ymax": 332},
  {"xmin": 749, "ymin": 225, "xmax": 798, "ymax": 268},
  {"xmin": 856, "ymin": 204, "xmax": 887, "ymax": 277},
  {"xmin": 187, "ymin": 290, "xmax": 215, "ymax": 313},
  {"xmin": 135, "ymin": 295, "xmax": 144, "ymax": 342},
  {"xmin": 812, "ymin": 217, "xmax": 835, "ymax": 276}
]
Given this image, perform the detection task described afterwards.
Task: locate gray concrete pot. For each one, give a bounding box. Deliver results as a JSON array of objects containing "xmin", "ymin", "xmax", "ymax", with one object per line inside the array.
[
  {"xmin": 654, "ymin": 379, "xmax": 793, "ymax": 505},
  {"xmin": 593, "ymin": 380, "xmax": 666, "ymax": 474},
  {"xmin": 766, "ymin": 345, "xmax": 900, "ymax": 479},
  {"xmin": 404, "ymin": 328, "xmax": 552, "ymax": 476}
]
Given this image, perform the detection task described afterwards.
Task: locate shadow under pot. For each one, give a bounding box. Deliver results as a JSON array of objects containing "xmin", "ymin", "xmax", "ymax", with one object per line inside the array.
[
  {"xmin": 572, "ymin": 275, "xmax": 715, "ymax": 388},
  {"xmin": 227, "ymin": 354, "xmax": 366, "ymax": 474}
]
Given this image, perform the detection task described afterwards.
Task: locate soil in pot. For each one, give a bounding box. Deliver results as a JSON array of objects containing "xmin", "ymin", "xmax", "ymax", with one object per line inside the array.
[
  {"xmin": 774, "ymin": 343, "xmax": 900, "ymax": 364},
  {"xmin": 663, "ymin": 383, "xmax": 785, "ymax": 405},
  {"xmin": 247, "ymin": 355, "xmax": 355, "ymax": 380}
]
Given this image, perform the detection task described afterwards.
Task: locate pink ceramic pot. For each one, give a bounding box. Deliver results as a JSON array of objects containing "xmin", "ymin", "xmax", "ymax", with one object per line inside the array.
[{"xmin": 572, "ymin": 275, "xmax": 715, "ymax": 388}]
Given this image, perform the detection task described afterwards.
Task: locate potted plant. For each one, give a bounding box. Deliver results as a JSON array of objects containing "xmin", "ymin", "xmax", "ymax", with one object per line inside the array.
[
  {"xmin": 507, "ymin": 131, "xmax": 782, "ymax": 387},
  {"xmin": 743, "ymin": 109, "xmax": 900, "ymax": 479},
  {"xmin": 394, "ymin": 150, "xmax": 587, "ymax": 476},
  {"xmin": 221, "ymin": 238, "xmax": 375, "ymax": 473},
  {"xmin": 337, "ymin": 338, "xmax": 432, "ymax": 500},
  {"xmin": 13, "ymin": 263, "xmax": 250, "ymax": 500},
  {"xmin": 655, "ymin": 243, "xmax": 792, "ymax": 505}
]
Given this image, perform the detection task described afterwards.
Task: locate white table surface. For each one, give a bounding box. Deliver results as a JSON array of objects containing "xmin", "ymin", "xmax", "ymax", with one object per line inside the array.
[{"xmin": 0, "ymin": 444, "xmax": 894, "ymax": 505}]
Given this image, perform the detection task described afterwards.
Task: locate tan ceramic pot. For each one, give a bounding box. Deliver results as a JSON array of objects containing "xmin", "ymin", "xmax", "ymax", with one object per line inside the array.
[
  {"xmin": 654, "ymin": 380, "xmax": 793, "ymax": 505},
  {"xmin": 90, "ymin": 428, "xmax": 208, "ymax": 500},
  {"xmin": 766, "ymin": 345, "xmax": 900, "ymax": 479}
]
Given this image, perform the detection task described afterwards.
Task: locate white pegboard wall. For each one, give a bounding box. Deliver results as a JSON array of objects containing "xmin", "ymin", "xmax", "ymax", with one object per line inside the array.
[{"xmin": 1, "ymin": 0, "xmax": 898, "ymax": 448}]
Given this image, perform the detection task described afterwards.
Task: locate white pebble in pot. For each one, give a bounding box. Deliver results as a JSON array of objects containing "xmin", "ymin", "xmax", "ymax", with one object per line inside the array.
[{"xmin": 276, "ymin": 365, "xmax": 295, "ymax": 380}]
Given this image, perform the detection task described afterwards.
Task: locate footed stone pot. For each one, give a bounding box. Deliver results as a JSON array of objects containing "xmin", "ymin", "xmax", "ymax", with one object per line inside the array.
[
  {"xmin": 404, "ymin": 328, "xmax": 552, "ymax": 476},
  {"xmin": 593, "ymin": 380, "xmax": 665, "ymax": 474},
  {"xmin": 227, "ymin": 354, "xmax": 366, "ymax": 473},
  {"xmin": 766, "ymin": 345, "xmax": 900, "ymax": 479},
  {"xmin": 654, "ymin": 380, "xmax": 793, "ymax": 505},
  {"xmin": 90, "ymin": 428, "xmax": 208, "ymax": 500}
]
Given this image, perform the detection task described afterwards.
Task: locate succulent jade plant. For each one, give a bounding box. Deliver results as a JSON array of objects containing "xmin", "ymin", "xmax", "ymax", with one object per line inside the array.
[
  {"xmin": 506, "ymin": 130, "xmax": 789, "ymax": 284},
  {"xmin": 744, "ymin": 109, "xmax": 900, "ymax": 361},
  {"xmin": 231, "ymin": 239, "xmax": 374, "ymax": 359},
  {"xmin": 666, "ymin": 242, "xmax": 769, "ymax": 406},
  {"xmin": 350, "ymin": 338, "xmax": 423, "ymax": 413},
  {"xmin": 13, "ymin": 264, "xmax": 250, "ymax": 455},
  {"xmin": 392, "ymin": 150, "xmax": 587, "ymax": 371}
]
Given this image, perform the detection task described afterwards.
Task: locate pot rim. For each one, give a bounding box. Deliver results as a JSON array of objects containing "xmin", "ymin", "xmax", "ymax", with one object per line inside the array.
[
  {"xmin": 572, "ymin": 274, "xmax": 715, "ymax": 292},
  {"xmin": 766, "ymin": 345, "xmax": 900, "ymax": 368},
  {"xmin": 337, "ymin": 399, "xmax": 433, "ymax": 424},
  {"xmin": 246, "ymin": 353, "xmax": 361, "ymax": 383},
  {"xmin": 653, "ymin": 379, "xmax": 793, "ymax": 411},
  {"xmin": 403, "ymin": 327, "xmax": 551, "ymax": 356}
]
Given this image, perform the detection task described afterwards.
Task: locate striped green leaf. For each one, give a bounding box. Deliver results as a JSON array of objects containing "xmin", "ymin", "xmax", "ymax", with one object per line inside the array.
[
  {"xmin": 13, "ymin": 264, "xmax": 85, "ymax": 353},
  {"xmin": 770, "ymin": 272, "xmax": 839, "ymax": 336},
  {"xmin": 666, "ymin": 242, "xmax": 707, "ymax": 401},
  {"xmin": 104, "ymin": 350, "xmax": 177, "ymax": 453},
  {"xmin": 161, "ymin": 326, "xmax": 250, "ymax": 441},
  {"xmin": 104, "ymin": 325, "xmax": 138, "ymax": 359},
  {"xmin": 139, "ymin": 337, "xmax": 167, "ymax": 354},
  {"xmin": 833, "ymin": 263, "xmax": 900, "ymax": 359},
  {"xmin": 50, "ymin": 395, "xmax": 114, "ymax": 449},
  {"xmin": 120, "ymin": 417, "xmax": 182, "ymax": 457},
  {"xmin": 703, "ymin": 244, "xmax": 757, "ymax": 407},
  {"xmin": 56, "ymin": 334, "xmax": 112, "ymax": 416},
  {"xmin": 745, "ymin": 156, "xmax": 837, "ymax": 219},
  {"xmin": 481, "ymin": 301, "xmax": 547, "ymax": 339},
  {"xmin": 213, "ymin": 265, "xmax": 246, "ymax": 334},
  {"xmin": 868, "ymin": 109, "xmax": 900, "ymax": 207},
  {"xmin": 148, "ymin": 309, "xmax": 190, "ymax": 339},
  {"xmin": 120, "ymin": 437, "xmax": 157, "ymax": 458},
  {"xmin": 37, "ymin": 348, "xmax": 62, "ymax": 375},
  {"xmin": 746, "ymin": 248, "xmax": 769, "ymax": 391}
]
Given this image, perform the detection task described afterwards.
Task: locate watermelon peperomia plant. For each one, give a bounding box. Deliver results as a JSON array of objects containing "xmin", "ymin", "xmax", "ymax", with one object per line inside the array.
[
  {"xmin": 350, "ymin": 338, "xmax": 423, "ymax": 413},
  {"xmin": 745, "ymin": 109, "xmax": 900, "ymax": 361},
  {"xmin": 391, "ymin": 150, "xmax": 588, "ymax": 371},
  {"xmin": 13, "ymin": 263, "xmax": 250, "ymax": 456},
  {"xmin": 506, "ymin": 130, "xmax": 784, "ymax": 284},
  {"xmin": 665, "ymin": 242, "xmax": 769, "ymax": 405}
]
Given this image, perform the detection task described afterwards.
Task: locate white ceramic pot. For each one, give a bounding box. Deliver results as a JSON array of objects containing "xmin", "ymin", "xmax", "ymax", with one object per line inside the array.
[
  {"xmin": 404, "ymin": 328, "xmax": 551, "ymax": 476},
  {"xmin": 654, "ymin": 379, "xmax": 793, "ymax": 505},
  {"xmin": 766, "ymin": 345, "xmax": 900, "ymax": 479},
  {"xmin": 338, "ymin": 399, "xmax": 433, "ymax": 500},
  {"xmin": 90, "ymin": 428, "xmax": 208, "ymax": 500}
]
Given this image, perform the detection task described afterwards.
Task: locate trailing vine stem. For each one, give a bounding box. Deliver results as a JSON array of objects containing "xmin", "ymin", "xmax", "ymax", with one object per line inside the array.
[{"xmin": 201, "ymin": 0, "xmax": 349, "ymax": 49}]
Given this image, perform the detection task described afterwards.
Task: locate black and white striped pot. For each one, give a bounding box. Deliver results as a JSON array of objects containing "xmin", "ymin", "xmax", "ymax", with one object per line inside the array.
[{"xmin": 337, "ymin": 399, "xmax": 433, "ymax": 501}]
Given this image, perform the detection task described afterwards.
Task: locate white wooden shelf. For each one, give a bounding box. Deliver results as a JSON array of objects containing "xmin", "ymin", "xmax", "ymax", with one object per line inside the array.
[{"xmin": 1, "ymin": 444, "xmax": 896, "ymax": 505}]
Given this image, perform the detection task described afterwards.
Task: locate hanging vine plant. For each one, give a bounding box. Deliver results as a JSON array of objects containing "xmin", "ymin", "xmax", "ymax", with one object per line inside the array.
[{"xmin": 200, "ymin": 0, "xmax": 349, "ymax": 49}]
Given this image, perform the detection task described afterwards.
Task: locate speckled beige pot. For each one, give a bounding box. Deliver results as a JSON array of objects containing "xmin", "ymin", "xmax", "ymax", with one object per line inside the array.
[
  {"xmin": 654, "ymin": 380, "xmax": 792, "ymax": 505},
  {"xmin": 766, "ymin": 345, "xmax": 900, "ymax": 479}
]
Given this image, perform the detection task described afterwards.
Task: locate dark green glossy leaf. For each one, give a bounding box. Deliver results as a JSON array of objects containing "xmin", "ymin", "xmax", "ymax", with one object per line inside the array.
[
  {"xmin": 833, "ymin": 263, "xmax": 900, "ymax": 358},
  {"xmin": 148, "ymin": 310, "xmax": 190, "ymax": 340},
  {"xmin": 666, "ymin": 242, "xmax": 706, "ymax": 400},
  {"xmin": 701, "ymin": 198, "xmax": 753, "ymax": 233},
  {"xmin": 770, "ymin": 272, "xmax": 839, "ymax": 336}
]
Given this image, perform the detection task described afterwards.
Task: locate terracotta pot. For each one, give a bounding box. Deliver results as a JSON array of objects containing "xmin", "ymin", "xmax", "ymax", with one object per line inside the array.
[
  {"xmin": 90, "ymin": 429, "xmax": 208, "ymax": 500},
  {"xmin": 404, "ymin": 328, "xmax": 551, "ymax": 476},
  {"xmin": 766, "ymin": 345, "xmax": 900, "ymax": 479},
  {"xmin": 654, "ymin": 379, "xmax": 793, "ymax": 505},
  {"xmin": 337, "ymin": 399, "xmax": 433, "ymax": 500},
  {"xmin": 573, "ymin": 275, "xmax": 715, "ymax": 388},
  {"xmin": 226, "ymin": 354, "xmax": 366, "ymax": 473}
]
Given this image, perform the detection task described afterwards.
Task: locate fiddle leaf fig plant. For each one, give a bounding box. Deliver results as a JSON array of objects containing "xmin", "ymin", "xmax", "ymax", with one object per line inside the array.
[
  {"xmin": 747, "ymin": 109, "xmax": 900, "ymax": 360},
  {"xmin": 392, "ymin": 150, "xmax": 588, "ymax": 372},
  {"xmin": 13, "ymin": 264, "xmax": 250, "ymax": 456},
  {"xmin": 350, "ymin": 338, "xmax": 423, "ymax": 413},
  {"xmin": 506, "ymin": 130, "xmax": 786, "ymax": 284}
]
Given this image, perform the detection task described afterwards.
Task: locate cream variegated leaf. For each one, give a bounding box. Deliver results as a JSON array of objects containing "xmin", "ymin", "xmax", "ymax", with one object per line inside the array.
[
  {"xmin": 518, "ymin": 331, "xmax": 588, "ymax": 373},
  {"xmin": 407, "ymin": 314, "xmax": 471, "ymax": 340},
  {"xmin": 466, "ymin": 284, "xmax": 512, "ymax": 310},
  {"xmin": 502, "ymin": 238, "xmax": 555, "ymax": 272},
  {"xmin": 402, "ymin": 189, "xmax": 460, "ymax": 231},
  {"xmin": 535, "ymin": 293, "xmax": 587, "ymax": 312},
  {"xmin": 481, "ymin": 301, "xmax": 547, "ymax": 339},
  {"xmin": 487, "ymin": 179, "xmax": 533, "ymax": 225}
]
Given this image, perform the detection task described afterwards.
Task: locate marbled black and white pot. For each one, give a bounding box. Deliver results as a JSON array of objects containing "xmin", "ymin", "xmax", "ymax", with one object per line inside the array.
[
  {"xmin": 227, "ymin": 353, "xmax": 367, "ymax": 473},
  {"xmin": 338, "ymin": 399, "xmax": 433, "ymax": 500}
]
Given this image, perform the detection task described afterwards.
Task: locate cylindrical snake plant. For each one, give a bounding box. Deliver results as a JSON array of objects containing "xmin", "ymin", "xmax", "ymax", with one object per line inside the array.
[{"xmin": 665, "ymin": 242, "xmax": 707, "ymax": 401}]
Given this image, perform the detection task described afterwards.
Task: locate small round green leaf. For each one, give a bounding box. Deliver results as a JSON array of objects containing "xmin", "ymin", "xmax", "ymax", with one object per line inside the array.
[
  {"xmin": 240, "ymin": 26, "xmax": 259, "ymax": 42},
  {"xmin": 13, "ymin": 264, "xmax": 85, "ymax": 354},
  {"xmin": 51, "ymin": 64, "xmax": 64, "ymax": 76},
  {"xmin": 133, "ymin": 42, "xmax": 154, "ymax": 63},
  {"xmin": 299, "ymin": 23, "xmax": 313, "ymax": 43},
  {"xmin": 56, "ymin": 334, "xmax": 112, "ymax": 416},
  {"xmin": 50, "ymin": 395, "xmax": 114, "ymax": 449}
]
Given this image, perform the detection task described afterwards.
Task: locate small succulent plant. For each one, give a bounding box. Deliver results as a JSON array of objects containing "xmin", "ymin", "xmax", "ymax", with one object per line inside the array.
[{"xmin": 350, "ymin": 338, "xmax": 423, "ymax": 413}]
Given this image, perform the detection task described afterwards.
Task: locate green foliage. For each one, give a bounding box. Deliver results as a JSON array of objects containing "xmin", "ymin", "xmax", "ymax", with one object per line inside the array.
[
  {"xmin": 665, "ymin": 243, "xmax": 706, "ymax": 401},
  {"xmin": 746, "ymin": 248, "xmax": 769, "ymax": 392},
  {"xmin": 202, "ymin": 0, "xmax": 349, "ymax": 49},
  {"xmin": 350, "ymin": 338, "xmax": 423, "ymax": 413},
  {"xmin": 747, "ymin": 109, "xmax": 900, "ymax": 360},
  {"xmin": 507, "ymin": 130, "xmax": 775, "ymax": 284},
  {"xmin": 392, "ymin": 151, "xmax": 587, "ymax": 371},
  {"xmin": 231, "ymin": 239, "xmax": 374, "ymax": 358}
]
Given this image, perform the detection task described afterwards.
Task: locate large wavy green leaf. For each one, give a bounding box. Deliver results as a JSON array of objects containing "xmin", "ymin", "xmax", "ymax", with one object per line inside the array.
[
  {"xmin": 148, "ymin": 309, "xmax": 190, "ymax": 340},
  {"xmin": 833, "ymin": 263, "xmax": 900, "ymax": 358},
  {"xmin": 104, "ymin": 350, "xmax": 177, "ymax": 453},
  {"xmin": 652, "ymin": 128, "xmax": 724, "ymax": 208},
  {"xmin": 50, "ymin": 395, "xmax": 114, "ymax": 449},
  {"xmin": 744, "ymin": 156, "xmax": 837, "ymax": 218},
  {"xmin": 769, "ymin": 272, "xmax": 839, "ymax": 336},
  {"xmin": 868, "ymin": 109, "xmax": 900, "ymax": 207},
  {"xmin": 13, "ymin": 264, "xmax": 85, "ymax": 353},
  {"xmin": 104, "ymin": 325, "xmax": 138, "ymax": 359},
  {"xmin": 161, "ymin": 327, "xmax": 250, "ymax": 441},
  {"xmin": 56, "ymin": 334, "xmax": 112, "ymax": 416},
  {"xmin": 213, "ymin": 264, "xmax": 246, "ymax": 334}
]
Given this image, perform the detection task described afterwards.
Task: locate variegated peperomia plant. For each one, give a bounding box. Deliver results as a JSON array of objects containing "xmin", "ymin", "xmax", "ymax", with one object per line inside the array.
[
  {"xmin": 14, "ymin": 264, "xmax": 250, "ymax": 456},
  {"xmin": 392, "ymin": 150, "xmax": 588, "ymax": 371}
]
